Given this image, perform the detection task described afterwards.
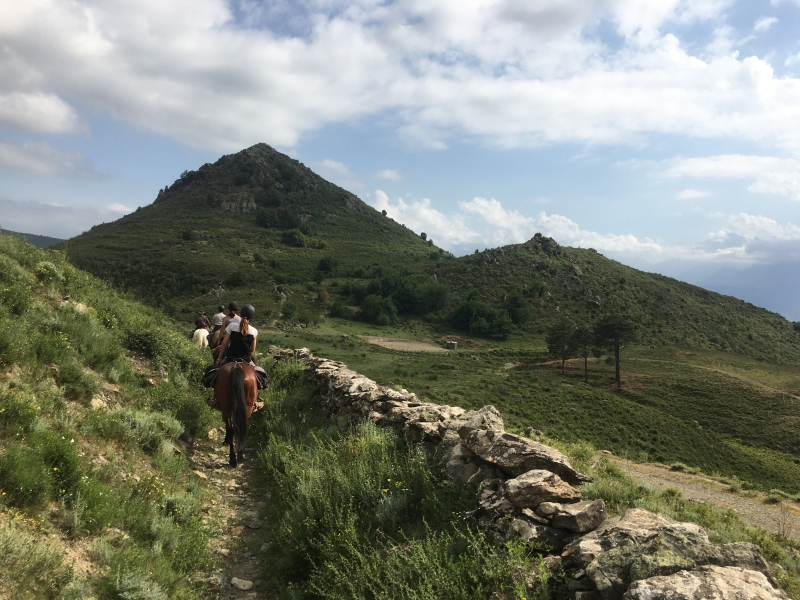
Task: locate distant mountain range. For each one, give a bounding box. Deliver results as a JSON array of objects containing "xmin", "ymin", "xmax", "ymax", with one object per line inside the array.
[
  {"xmin": 1, "ymin": 228, "xmax": 64, "ymax": 248},
  {"xmin": 648, "ymin": 261, "xmax": 800, "ymax": 323}
]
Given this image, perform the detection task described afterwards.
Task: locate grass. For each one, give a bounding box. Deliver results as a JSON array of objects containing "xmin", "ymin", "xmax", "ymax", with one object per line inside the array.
[
  {"xmin": 255, "ymin": 327, "xmax": 800, "ymax": 494},
  {"xmin": 0, "ymin": 235, "xmax": 216, "ymax": 596},
  {"xmin": 249, "ymin": 357, "xmax": 564, "ymax": 599}
]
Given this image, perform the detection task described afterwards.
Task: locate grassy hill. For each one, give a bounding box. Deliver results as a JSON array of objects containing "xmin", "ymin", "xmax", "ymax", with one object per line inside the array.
[{"xmin": 61, "ymin": 143, "xmax": 436, "ymax": 321}]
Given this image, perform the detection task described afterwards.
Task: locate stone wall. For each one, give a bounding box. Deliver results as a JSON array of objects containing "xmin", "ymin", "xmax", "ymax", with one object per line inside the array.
[{"xmin": 282, "ymin": 348, "xmax": 788, "ymax": 600}]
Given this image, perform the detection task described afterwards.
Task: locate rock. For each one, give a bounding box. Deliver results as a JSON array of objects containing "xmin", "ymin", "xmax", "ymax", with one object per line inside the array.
[
  {"xmin": 208, "ymin": 428, "xmax": 220, "ymax": 441},
  {"xmin": 504, "ymin": 469, "xmax": 582, "ymax": 508},
  {"xmin": 245, "ymin": 520, "xmax": 262, "ymax": 529},
  {"xmin": 562, "ymin": 509, "xmax": 777, "ymax": 600},
  {"xmin": 459, "ymin": 429, "xmax": 592, "ymax": 485},
  {"xmin": 551, "ymin": 499, "xmax": 606, "ymax": 533},
  {"xmin": 543, "ymin": 555, "xmax": 562, "ymax": 572},
  {"xmin": 192, "ymin": 470, "xmax": 208, "ymax": 480},
  {"xmin": 524, "ymin": 427, "xmax": 544, "ymax": 438},
  {"xmin": 623, "ymin": 565, "xmax": 789, "ymax": 600},
  {"xmin": 89, "ymin": 396, "xmax": 108, "ymax": 410},
  {"xmin": 231, "ymin": 577, "xmax": 254, "ymax": 591},
  {"xmin": 536, "ymin": 502, "xmax": 562, "ymax": 517},
  {"xmin": 216, "ymin": 548, "xmax": 230, "ymax": 556},
  {"xmin": 501, "ymin": 518, "xmax": 577, "ymax": 553},
  {"xmin": 457, "ymin": 405, "xmax": 504, "ymax": 436}
]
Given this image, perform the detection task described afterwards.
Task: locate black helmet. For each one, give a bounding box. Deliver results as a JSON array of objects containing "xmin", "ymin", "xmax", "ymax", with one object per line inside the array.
[
  {"xmin": 217, "ymin": 305, "xmax": 225, "ymax": 313},
  {"xmin": 228, "ymin": 301, "xmax": 240, "ymax": 312},
  {"xmin": 240, "ymin": 304, "xmax": 255, "ymax": 320}
]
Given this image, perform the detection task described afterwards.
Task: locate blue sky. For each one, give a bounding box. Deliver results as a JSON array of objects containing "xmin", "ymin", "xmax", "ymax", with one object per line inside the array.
[{"xmin": 2, "ymin": 0, "xmax": 800, "ymax": 274}]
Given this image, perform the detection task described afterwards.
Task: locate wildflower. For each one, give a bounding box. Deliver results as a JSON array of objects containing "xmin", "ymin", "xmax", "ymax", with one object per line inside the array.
[
  {"xmin": 53, "ymin": 467, "xmax": 58, "ymax": 471},
  {"xmin": 382, "ymin": 489, "xmax": 389, "ymax": 493}
]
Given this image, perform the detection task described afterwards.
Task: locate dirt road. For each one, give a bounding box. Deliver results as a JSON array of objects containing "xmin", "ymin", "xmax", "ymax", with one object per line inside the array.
[
  {"xmin": 360, "ymin": 335, "xmax": 447, "ymax": 353},
  {"xmin": 610, "ymin": 456, "xmax": 800, "ymax": 540}
]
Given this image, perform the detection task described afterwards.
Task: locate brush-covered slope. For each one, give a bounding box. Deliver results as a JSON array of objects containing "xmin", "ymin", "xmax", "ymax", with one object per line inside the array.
[
  {"xmin": 62, "ymin": 143, "xmax": 435, "ymax": 318},
  {"xmin": 0, "ymin": 235, "xmax": 219, "ymax": 597},
  {"xmin": 433, "ymin": 235, "xmax": 800, "ymax": 364}
]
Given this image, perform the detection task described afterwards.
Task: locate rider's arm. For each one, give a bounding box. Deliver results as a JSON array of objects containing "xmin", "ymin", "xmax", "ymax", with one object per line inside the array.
[
  {"xmin": 215, "ymin": 334, "xmax": 230, "ymax": 365},
  {"xmin": 251, "ymin": 338, "xmax": 257, "ymax": 354}
]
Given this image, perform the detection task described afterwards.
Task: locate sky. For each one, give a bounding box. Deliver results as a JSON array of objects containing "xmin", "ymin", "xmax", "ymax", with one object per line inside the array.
[{"xmin": 2, "ymin": 0, "xmax": 800, "ymax": 278}]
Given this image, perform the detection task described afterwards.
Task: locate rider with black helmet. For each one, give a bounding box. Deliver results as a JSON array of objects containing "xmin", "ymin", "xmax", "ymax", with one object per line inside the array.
[
  {"xmin": 211, "ymin": 304, "xmax": 226, "ymax": 334},
  {"xmin": 215, "ymin": 304, "xmax": 257, "ymax": 366}
]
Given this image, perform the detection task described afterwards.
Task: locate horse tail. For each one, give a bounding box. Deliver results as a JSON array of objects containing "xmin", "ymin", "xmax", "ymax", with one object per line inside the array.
[{"xmin": 230, "ymin": 366, "xmax": 248, "ymax": 455}]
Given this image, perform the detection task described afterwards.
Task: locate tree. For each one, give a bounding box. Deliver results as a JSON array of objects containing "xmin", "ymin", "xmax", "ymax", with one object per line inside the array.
[
  {"xmin": 420, "ymin": 232, "xmax": 427, "ymax": 241},
  {"xmin": 595, "ymin": 314, "xmax": 637, "ymax": 388},
  {"xmin": 546, "ymin": 318, "xmax": 574, "ymax": 375},
  {"xmin": 570, "ymin": 325, "xmax": 594, "ymax": 384}
]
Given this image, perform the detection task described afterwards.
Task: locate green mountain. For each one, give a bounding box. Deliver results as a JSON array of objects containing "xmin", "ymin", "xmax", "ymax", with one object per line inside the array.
[
  {"xmin": 61, "ymin": 143, "xmax": 436, "ymax": 318},
  {"xmin": 62, "ymin": 143, "xmax": 800, "ymax": 365}
]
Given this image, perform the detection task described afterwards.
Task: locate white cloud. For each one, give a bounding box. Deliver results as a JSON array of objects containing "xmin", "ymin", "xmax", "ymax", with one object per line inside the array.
[
  {"xmin": 371, "ymin": 189, "xmax": 479, "ymax": 249},
  {"xmin": 2, "ymin": 0, "xmax": 800, "ymax": 154},
  {"xmin": 677, "ymin": 188, "xmax": 711, "ymax": 199},
  {"xmin": 664, "ymin": 155, "xmax": 800, "ymax": 201},
  {"xmin": 0, "ymin": 140, "xmax": 101, "ymax": 178},
  {"xmin": 725, "ymin": 213, "xmax": 800, "ymax": 241},
  {"xmin": 0, "ymin": 93, "xmax": 82, "ymax": 134},
  {"xmin": 376, "ymin": 169, "xmax": 403, "ymax": 181},
  {"xmin": 753, "ymin": 16, "xmax": 778, "ymax": 32},
  {"xmin": 313, "ymin": 159, "xmax": 364, "ymax": 191},
  {"xmin": 106, "ymin": 203, "xmax": 133, "ymax": 213}
]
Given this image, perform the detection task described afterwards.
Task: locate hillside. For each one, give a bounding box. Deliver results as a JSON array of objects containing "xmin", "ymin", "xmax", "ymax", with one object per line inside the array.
[
  {"xmin": 61, "ymin": 143, "xmax": 436, "ymax": 320},
  {"xmin": 1, "ymin": 228, "xmax": 64, "ymax": 248},
  {"xmin": 429, "ymin": 238, "xmax": 800, "ymax": 364}
]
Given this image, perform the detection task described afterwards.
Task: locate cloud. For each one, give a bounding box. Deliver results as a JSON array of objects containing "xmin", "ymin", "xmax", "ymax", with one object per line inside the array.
[
  {"xmin": 313, "ymin": 159, "xmax": 364, "ymax": 191},
  {"xmin": 376, "ymin": 169, "xmax": 403, "ymax": 181},
  {"xmin": 0, "ymin": 197, "xmax": 134, "ymax": 239},
  {"xmin": 0, "ymin": 141, "xmax": 101, "ymax": 178},
  {"xmin": 371, "ymin": 190, "xmax": 479, "ymax": 249},
  {"xmin": 3, "ymin": 0, "xmax": 800, "ymax": 154},
  {"xmin": 0, "ymin": 92, "xmax": 82, "ymax": 134},
  {"xmin": 677, "ymin": 188, "xmax": 711, "ymax": 199},
  {"xmin": 106, "ymin": 203, "xmax": 133, "ymax": 213},
  {"xmin": 753, "ymin": 16, "xmax": 778, "ymax": 32},
  {"xmin": 663, "ymin": 155, "xmax": 800, "ymax": 201}
]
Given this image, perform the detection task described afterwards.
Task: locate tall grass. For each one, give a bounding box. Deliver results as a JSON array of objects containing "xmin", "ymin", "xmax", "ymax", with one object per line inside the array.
[{"xmin": 254, "ymin": 358, "xmax": 562, "ymax": 599}]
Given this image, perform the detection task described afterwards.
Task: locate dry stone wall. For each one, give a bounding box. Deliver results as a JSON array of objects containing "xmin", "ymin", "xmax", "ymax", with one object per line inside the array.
[{"xmin": 280, "ymin": 348, "xmax": 788, "ymax": 600}]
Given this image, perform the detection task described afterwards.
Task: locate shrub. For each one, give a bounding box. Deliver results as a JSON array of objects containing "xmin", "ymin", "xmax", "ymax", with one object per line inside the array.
[
  {"xmin": 670, "ymin": 462, "xmax": 688, "ymax": 471},
  {"xmin": 0, "ymin": 522, "xmax": 74, "ymax": 598},
  {"xmin": 0, "ymin": 443, "xmax": 52, "ymax": 509},
  {"xmin": 225, "ymin": 271, "xmax": 245, "ymax": 288},
  {"xmin": 33, "ymin": 261, "xmax": 64, "ymax": 284},
  {"xmin": 282, "ymin": 301, "xmax": 298, "ymax": 319},
  {"xmin": 56, "ymin": 360, "xmax": 99, "ymax": 402},
  {"xmin": 282, "ymin": 229, "xmax": 308, "ymax": 247},
  {"xmin": 124, "ymin": 329, "xmax": 168, "ymax": 360},
  {"xmin": 111, "ymin": 409, "xmax": 183, "ymax": 454},
  {"xmin": 0, "ymin": 388, "xmax": 39, "ymax": 434}
]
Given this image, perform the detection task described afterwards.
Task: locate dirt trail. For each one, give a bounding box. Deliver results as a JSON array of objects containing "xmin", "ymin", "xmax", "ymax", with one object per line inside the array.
[
  {"xmin": 609, "ymin": 456, "xmax": 800, "ymax": 540},
  {"xmin": 360, "ymin": 335, "xmax": 447, "ymax": 353},
  {"xmin": 188, "ymin": 431, "xmax": 274, "ymax": 599}
]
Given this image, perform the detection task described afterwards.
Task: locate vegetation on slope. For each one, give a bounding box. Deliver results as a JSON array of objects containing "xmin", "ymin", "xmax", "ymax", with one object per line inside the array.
[
  {"xmin": 61, "ymin": 143, "xmax": 436, "ymax": 321},
  {"xmin": 0, "ymin": 235, "xmax": 217, "ymax": 598},
  {"xmin": 262, "ymin": 326, "xmax": 800, "ymax": 494}
]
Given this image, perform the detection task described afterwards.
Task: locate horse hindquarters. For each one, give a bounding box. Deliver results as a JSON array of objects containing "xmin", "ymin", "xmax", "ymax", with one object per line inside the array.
[{"xmin": 229, "ymin": 367, "xmax": 248, "ymax": 459}]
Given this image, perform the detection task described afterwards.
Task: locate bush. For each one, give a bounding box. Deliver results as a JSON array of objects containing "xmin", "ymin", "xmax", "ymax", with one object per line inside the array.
[
  {"xmin": 0, "ymin": 388, "xmax": 39, "ymax": 434},
  {"xmin": 0, "ymin": 443, "xmax": 52, "ymax": 509},
  {"xmin": 0, "ymin": 522, "xmax": 74, "ymax": 598},
  {"xmin": 282, "ymin": 229, "xmax": 308, "ymax": 247},
  {"xmin": 282, "ymin": 301, "xmax": 298, "ymax": 320},
  {"xmin": 56, "ymin": 360, "xmax": 99, "ymax": 402},
  {"xmin": 359, "ymin": 294, "xmax": 397, "ymax": 325},
  {"xmin": 124, "ymin": 329, "xmax": 167, "ymax": 361},
  {"xmin": 225, "ymin": 271, "xmax": 245, "ymax": 288}
]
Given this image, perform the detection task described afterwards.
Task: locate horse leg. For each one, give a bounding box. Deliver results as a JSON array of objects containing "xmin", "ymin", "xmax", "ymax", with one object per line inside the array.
[
  {"xmin": 223, "ymin": 419, "xmax": 232, "ymax": 446},
  {"xmin": 229, "ymin": 438, "xmax": 237, "ymax": 467}
]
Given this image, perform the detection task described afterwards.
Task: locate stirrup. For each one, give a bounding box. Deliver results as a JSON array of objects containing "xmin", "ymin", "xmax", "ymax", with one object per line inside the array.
[{"xmin": 206, "ymin": 397, "xmax": 220, "ymax": 410}]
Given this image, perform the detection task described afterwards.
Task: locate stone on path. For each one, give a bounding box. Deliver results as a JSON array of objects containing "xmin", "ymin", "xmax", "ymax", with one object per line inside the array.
[
  {"xmin": 231, "ymin": 577, "xmax": 254, "ymax": 591},
  {"xmin": 192, "ymin": 469, "xmax": 208, "ymax": 480}
]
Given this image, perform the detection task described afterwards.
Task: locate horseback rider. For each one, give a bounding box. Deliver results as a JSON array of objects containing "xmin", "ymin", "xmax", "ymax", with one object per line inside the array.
[
  {"xmin": 211, "ymin": 304, "xmax": 226, "ymax": 334},
  {"xmin": 215, "ymin": 304, "xmax": 257, "ymax": 367},
  {"xmin": 221, "ymin": 301, "xmax": 241, "ymax": 334},
  {"xmin": 190, "ymin": 310, "xmax": 211, "ymax": 339}
]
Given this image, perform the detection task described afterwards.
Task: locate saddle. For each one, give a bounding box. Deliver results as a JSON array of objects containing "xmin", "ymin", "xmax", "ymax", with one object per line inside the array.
[{"xmin": 202, "ymin": 362, "xmax": 269, "ymax": 390}]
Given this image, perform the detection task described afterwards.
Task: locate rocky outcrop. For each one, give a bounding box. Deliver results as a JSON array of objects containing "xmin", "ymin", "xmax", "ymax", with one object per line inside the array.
[{"xmin": 283, "ymin": 348, "xmax": 786, "ymax": 600}]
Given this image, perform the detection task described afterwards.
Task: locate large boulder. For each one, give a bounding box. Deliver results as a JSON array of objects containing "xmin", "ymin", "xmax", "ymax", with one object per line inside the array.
[
  {"xmin": 562, "ymin": 509, "xmax": 776, "ymax": 600},
  {"xmin": 500, "ymin": 517, "xmax": 578, "ymax": 553},
  {"xmin": 623, "ymin": 565, "xmax": 789, "ymax": 600},
  {"xmin": 459, "ymin": 429, "xmax": 592, "ymax": 485},
  {"xmin": 504, "ymin": 470, "xmax": 582, "ymax": 508}
]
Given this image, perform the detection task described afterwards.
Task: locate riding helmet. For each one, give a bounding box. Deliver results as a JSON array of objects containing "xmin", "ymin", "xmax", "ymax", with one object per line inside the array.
[
  {"xmin": 217, "ymin": 304, "xmax": 225, "ymax": 312},
  {"xmin": 228, "ymin": 301, "xmax": 240, "ymax": 312},
  {"xmin": 240, "ymin": 304, "xmax": 255, "ymax": 320}
]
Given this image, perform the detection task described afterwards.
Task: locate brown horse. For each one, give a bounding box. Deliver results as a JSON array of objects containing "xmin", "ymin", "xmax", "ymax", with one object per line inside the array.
[
  {"xmin": 213, "ymin": 361, "xmax": 259, "ymax": 467},
  {"xmin": 208, "ymin": 328, "xmax": 224, "ymax": 360}
]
